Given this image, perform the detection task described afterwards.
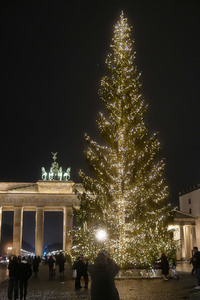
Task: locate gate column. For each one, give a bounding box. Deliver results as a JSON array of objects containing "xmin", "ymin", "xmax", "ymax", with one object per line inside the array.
[
  {"xmin": 35, "ymin": 207, "xmax": 44, "ymax": 257},
  {"xmin": 63, "ymin": 207, "xmax": 73, "ymax": 253},
  {"xmin": 13, "ymin": 207, "xmax": 23, "ymax": 256}
]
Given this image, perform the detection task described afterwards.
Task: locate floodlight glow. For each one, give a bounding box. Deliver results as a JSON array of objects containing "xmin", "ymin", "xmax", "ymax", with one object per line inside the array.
[{"xmin": 96, "ymin": 229, "xmax": 107, "ymax": 242}]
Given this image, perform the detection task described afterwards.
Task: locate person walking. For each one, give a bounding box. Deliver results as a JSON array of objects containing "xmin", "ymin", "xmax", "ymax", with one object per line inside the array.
[
  {"xmin": 73, "ymin": 255, "xmax": 85, "ymax": 290},
  {"xmin": 160, "ymin": 253, "xmax": 169, "ymax": 280},
  {"xmin": 18, "ymin": 257, "xmax": 32, "ymax": 300},
  {"xmin": 7, "ymin": 255, "xmax": 19, "ymax": 300},
  {"xmin": 88, "ymin": 251, "xmax": 120, "ymax": 300},
  {"xmin": 190, "ymin": 249, "xmax": 196, "ymax": 275},
  {"xmin": 57, "ymin": 252, "xmax": 66, "ymax": 276},
  {"xmin": 32, "ymin": 256, "xmax": 40, "ymax": 276},
  {"xmin": 83, "ymin": 257, "xmax": 89, "ymax": 288},
  {"xmin": 193, "ymin": 247, "xmax": 200, "ymax": 289},
  {"xmin": 48, "ymin": 255, "xmax": 56, "ymax": 277}
]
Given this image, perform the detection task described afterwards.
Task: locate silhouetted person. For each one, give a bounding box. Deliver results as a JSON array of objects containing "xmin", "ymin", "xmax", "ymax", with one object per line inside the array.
[
  {"xmin": 8, "ymin": 255, "xmax": 19, "ymax": 300},
  {"xmin": 73, "ymin": 255, "xmax": 85, "ymax": 290},
  {"xmin": 32, "ymin": 256, "xmax": 40, "ymax": 276},
  {"xmin": 160, "ymin": 253, "xmax": 169, "ymax": 280},
  {"xmin": 48, "ymin": 255, "xmax": 56, "ymax": 277},
  {"xmin": 83, "ymin": 257, "xmax": 89, "ymax": 288},
  {"xmin": 193, "ymin": 246, "xmax": 200, "ymax": 289},
  {"xmin": 18, "ymin": 257, "xmax": 32, "ymax": 300},
  {"xmin": 88, "ymin": 252, "xmax": 120, "ymax": 300},
  {"xmin": 190, "ymin": 249, "xmax": 196, "ymax": 274},
  {"xmin": 57, "ymin": 252, "xmax": 66, "ymax": 276}
]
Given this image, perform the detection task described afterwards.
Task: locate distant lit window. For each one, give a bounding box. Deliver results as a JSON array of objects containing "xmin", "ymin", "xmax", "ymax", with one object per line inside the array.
[
  {"xmin": 189, "ymin": 208, "xmax": 192, "ymax": 214},
  {"xmin": 189, "ymin": 199, "xmax": 191, "ymax": 204}
]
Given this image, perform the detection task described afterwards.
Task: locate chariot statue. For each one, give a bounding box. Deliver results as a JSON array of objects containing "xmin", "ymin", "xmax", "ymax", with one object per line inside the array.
[{"xmin": 41, "ymin": 152, "xmax": 71, "ymax": 181}]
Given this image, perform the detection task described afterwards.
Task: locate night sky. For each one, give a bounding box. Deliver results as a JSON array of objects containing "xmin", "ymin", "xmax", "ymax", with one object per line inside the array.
[{"xmin": 1, "ymin": 0, "xmax": 200, "ymax": 249}]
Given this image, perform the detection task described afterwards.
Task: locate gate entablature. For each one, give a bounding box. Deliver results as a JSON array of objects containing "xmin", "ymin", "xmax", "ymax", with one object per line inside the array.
[{"xmin": 0, "ymin": 180, "xmax": 80, "ymax": 256}]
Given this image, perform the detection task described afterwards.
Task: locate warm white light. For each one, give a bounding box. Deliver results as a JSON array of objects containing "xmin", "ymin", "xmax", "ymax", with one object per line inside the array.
[{"xmin": 96, "ymin": 229, "xmax": 107, "ymax": 242}]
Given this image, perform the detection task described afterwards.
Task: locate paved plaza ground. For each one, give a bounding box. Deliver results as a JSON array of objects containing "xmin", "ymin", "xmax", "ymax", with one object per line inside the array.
[{"xmin": 1, "ymin": 262, "xmax": 200, "ymax": 299}]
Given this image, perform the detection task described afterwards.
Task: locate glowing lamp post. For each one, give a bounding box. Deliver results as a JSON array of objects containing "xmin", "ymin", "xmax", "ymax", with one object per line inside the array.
[
  {"xmin": 7, "ymin": 246, "xmax": 12, "ymax": 260},
  {"xmin": 96, "ymin": 229, "xmax": 107, "ymax": 242},
  {"xmin": 95, "ymin": 229, "xmax": 107, "ymax": 251}
]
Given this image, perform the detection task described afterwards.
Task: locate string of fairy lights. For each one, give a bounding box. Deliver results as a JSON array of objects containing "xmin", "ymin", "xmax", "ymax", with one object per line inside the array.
[{"xmin": 70, "ymin": 12, "xmax": 176, "ymax": 267}]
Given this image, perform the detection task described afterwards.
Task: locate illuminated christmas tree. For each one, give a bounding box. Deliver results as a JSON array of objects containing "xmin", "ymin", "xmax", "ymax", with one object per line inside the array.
[{"xmin": 72, "ymin": 12, "xmax": 176, "ymax": 267}]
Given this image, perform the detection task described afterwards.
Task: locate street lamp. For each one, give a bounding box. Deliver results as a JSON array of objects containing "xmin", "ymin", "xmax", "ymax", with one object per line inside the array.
[
  {"xmin": 96, "ymin": 229, "xmax": 107, "ymax": 242},
  {"xmin": 7, "ymin": 246, "xmax": 12, "ymax": 262}
]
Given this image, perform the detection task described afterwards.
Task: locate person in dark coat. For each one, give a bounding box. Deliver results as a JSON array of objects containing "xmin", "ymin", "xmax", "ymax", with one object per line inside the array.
[
  {"xmin": 190, "ymin": 251, "xmax": 196, "ymax": 274},
  {"xmin": 88, "ymin": 252, "xmax": 120, "ymax": 300},
  {"xmin": 32, "ymin": 256, "xmax": 40, "ymax": 276},
  {"xmin": 73, "ymin": 255, "xmax": 85, "ymax": 290},
  {"xmin": 48, "ymin": 255, "xmax": 56, "ymax": 277},
  {"xmin": 83, "ymin": 257, "xmax": 89, "ymax": 288},
  {"xmin": 18, "ymin": 257, "xmax": 32, "ymax": 300},
  {"xmin": 160, "ymin": 253, "xmax": 169, "ymax": 280},
  {"xmin": 57, "ymin": 252, "xmax": 66, "ymax": 276},
  {"xmin": 193, "ymin": 246, "xmax": 200, "ymax": 289},
  {"xmin": 7, "ymin": 255, "xmax": 19, "ymax": 300}
]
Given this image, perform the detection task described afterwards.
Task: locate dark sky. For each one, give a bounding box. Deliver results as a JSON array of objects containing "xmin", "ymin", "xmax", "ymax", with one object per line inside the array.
[{"xmin": 0, "ymin": 0, "xmax": 200, "ymax": 248}]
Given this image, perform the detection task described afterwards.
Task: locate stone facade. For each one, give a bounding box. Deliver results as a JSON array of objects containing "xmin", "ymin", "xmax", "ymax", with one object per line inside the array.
[
  {"xmin": 179, "ymin": 184, "xmax": 200, "ymax": 216},
  {"xmin": 0, "ymin": 181, "xmax": 80, "ymax": 256},
  {"xmin": 170, "ymin": 210, "xmax": 198, "ymax": 260}
]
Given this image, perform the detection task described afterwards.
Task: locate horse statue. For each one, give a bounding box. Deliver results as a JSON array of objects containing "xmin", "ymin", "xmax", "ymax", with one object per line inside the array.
[
  {"xmin": 41, "ymin": 167, "xmax": 47, "ymax": 180},
  {"xmin": 58, "ymin": 167, "xmax": 63, "ymax": 181},
  {"xmin": 49, "ymin": 167, "xmax": 54, "ymax": 180},
  {"xmin": 63, "ymin": 167, "xmax": 71, "ymax": 181}
]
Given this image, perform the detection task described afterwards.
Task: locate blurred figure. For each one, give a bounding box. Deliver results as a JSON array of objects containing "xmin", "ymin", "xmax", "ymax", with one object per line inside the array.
[
  {"xmin": 190, "ymin": 249, "xmax": 196, "ymax": 274},
  {"xmin": 32, "ymin": 256, "xmax": 40, "ymax": 276},
  {"xmin": 27, "ymin": 255, "xmax": 32, "ymax": 266},
  {"xmin": 193, "ymin": 247, "xmax": 200, "ymax": 289},
  {"xmin": 18, "ymin": 257, "xmax": 32, "ymax": 300},
  {"xmin": 48, "ymin": 255, "xmax": 56, "ymax": 277},
  {"xmin": 83, "ymin": 257, "xmax": 89, "ymax": 288},
  {"xmin": 88, "ymin": 251, "xmax": 120, "ymax": 300},
  {"xmin": 7, "ymin": 255, "xmax": 19, "ymax": 300},
  {"xmin": 160, "ymin": 253, "xmax": 169, "ymax": 280},
  {"xmin": 57, "ymin": 252, "xmax": 66, "ymax": 276},
  {"xmin": 73, "ymin": 255, "xmax": 85, "ymax": 290}
]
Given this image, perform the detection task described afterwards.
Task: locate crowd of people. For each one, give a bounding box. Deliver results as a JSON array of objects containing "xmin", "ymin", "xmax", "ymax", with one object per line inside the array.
[
  {"xmin": 6, "ymin": 247, "xmax": 200, "ymax": 300},
  {"xmin": 72, "ymin": 251, "xmax": 120, "ymax": 300},
  {"xmin": 7, "ymin": 251, "xmax": 120, "ymax": 300},
  {"xmin": 47, "ymin": 252, "xmax": 66, "ymax": 277}
]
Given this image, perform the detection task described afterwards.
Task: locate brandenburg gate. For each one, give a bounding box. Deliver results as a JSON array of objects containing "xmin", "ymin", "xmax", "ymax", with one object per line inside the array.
[
  {"xmin": 0, "ymin": 154, "xmax": 81, "ymax": 256},
  {"xmin": 0, "ymin": 180, "xmax": 80, "ymax": 256}
]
